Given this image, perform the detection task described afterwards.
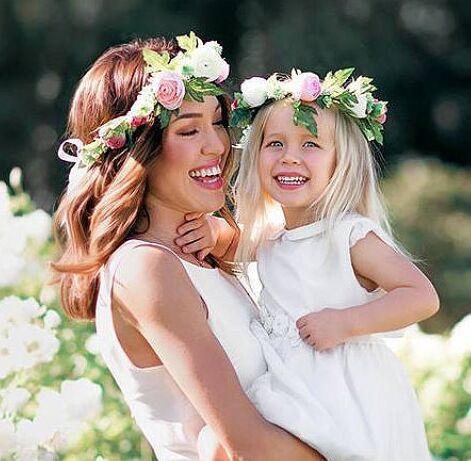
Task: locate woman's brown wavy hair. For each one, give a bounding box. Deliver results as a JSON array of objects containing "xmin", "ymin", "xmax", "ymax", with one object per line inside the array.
[{"xmin": 51, "ymin": 37, "xmax": 236, "ymax": 321}]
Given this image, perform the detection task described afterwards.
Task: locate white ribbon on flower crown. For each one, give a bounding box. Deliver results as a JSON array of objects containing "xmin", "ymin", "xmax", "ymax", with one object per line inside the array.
[{"xmin": 57, "ymin": 139, "xmax": 88, "ymax": 195}]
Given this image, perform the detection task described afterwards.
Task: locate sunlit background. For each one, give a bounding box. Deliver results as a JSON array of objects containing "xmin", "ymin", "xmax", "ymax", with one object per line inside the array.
[{"xmin": 0, "ymin": 0, "xmax": 470, "ymax": 460}]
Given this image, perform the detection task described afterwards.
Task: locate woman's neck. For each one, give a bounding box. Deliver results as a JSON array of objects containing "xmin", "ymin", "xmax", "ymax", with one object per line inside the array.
[{"xmin": 137, "ymin": 197, "xmax": 186, "ymax": 247}]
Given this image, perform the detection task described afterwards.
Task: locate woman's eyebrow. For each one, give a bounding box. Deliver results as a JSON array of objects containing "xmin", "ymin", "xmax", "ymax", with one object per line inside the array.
[{"xmin": 174, "ymin": 112, "xmax": 203, "ymax": 120}]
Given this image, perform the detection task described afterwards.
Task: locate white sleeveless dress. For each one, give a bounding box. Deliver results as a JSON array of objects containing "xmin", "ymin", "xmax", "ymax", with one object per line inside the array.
[
  {"xmin": 247, "ymin": 213, "xmax": 431, "ymax": 461},
  {"xmin": 95, "ymin": 239, "xmax": 267, "ymax": 461}
]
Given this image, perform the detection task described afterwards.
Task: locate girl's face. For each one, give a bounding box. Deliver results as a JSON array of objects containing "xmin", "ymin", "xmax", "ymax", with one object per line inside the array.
[
  {"xmin": 259, "ymin": 101, "xmax": 337, "ymax": 226},
  {"xmin": 147, "ymin": 96, "xmax": 230, "ymax": 214}
]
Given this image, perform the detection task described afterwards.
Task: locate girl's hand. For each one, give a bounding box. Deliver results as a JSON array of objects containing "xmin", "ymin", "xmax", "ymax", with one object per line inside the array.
[
  {"xmin": 296, "ymin": 308, "xmax": 352, "ymax": 351},
  {"xmin": 175, "ymin": 213, "xmax": 220, "ymax": 261}
]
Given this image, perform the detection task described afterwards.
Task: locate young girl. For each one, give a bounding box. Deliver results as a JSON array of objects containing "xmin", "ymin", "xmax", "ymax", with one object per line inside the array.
[{"xmin": 176, "ymin": 69, "xmax": 439, "ymax": 460}]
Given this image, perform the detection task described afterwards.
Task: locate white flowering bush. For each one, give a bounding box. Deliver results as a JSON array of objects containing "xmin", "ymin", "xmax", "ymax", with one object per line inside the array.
[
  {"xmin": 0, "ymin": 295, "xmax": 102, "ymax": 460},
  {"xmin": 0, "ymin": 172, "xmax": 148, "ymax": 461}
]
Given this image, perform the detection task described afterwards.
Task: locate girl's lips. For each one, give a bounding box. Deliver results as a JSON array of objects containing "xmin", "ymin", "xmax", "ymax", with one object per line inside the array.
[{"xmin": 273, "ymin": 174, "xmax": 309, "ymax": 190}]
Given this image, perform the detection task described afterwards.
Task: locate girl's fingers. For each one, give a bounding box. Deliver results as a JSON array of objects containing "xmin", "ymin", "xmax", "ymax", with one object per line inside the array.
[
  {"xmin": 177, "ymin": 219, "xmax": 203, "ymax": 236},
  {"xmin": 185, "ymin": 212, "xmax": 204, "ymax": 221},
  {"xmin": 296, "ymin": 316, "xmax": 307, "ymax": 328},
  {"xmin": 197, "ymin": 249, "xmax": 211, "ymax": 261},
  {"xmin": 175, "ymin": 229, "xmax": 204, "ymax": 247},
  {"xmin": 298, "ymin": 326, "xmax": 310, "ymax": 340},
  {"xmin": 182, "ymin": 237, "xmax": 210, "ymax": 255}
]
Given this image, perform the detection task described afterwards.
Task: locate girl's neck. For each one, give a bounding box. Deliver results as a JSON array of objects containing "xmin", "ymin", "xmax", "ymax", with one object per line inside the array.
[{"xmin": 282, "ymin": 206, "xmax": 322, "ymax": 230}]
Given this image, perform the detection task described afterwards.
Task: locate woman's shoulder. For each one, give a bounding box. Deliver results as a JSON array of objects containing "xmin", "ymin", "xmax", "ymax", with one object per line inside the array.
[{"xmin": 111, "ymin": 240, "xmax": 200, "ymax": 318}]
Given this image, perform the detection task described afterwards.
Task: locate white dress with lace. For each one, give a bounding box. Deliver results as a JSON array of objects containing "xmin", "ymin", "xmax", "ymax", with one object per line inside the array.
[{"xmin": 246, "ymin": 213, "xmax": 431, "ymax": 461}]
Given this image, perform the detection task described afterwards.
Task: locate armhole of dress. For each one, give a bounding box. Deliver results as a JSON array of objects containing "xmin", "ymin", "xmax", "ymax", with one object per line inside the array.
[{"xmin": 346, "ymin": 217, "xmax": 391, "ymax": 294}]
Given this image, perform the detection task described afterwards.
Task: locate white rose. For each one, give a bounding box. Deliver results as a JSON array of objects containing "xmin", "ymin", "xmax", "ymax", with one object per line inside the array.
[
  {"xmin": 189, "ymin": 44, "xmax": 226, "ymax": 82},
  {"xmin": 241, "ymin": 77, "xmax": 269, "ymax": 108}
]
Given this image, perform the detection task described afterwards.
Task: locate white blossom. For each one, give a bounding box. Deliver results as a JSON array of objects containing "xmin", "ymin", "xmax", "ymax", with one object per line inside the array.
[
  {"xmin": 189, "ymin": 44, "xmax": 227, "ymax": 82},
  {"xmin": 0, "ymin": 418, "xmax": 16, "ymax": 458},
  {"xmin": 1, "ymin": 387, "xmax": 31, "ymax": 414},
  {"xmin": 241, "ymin": 77, "xmax": 269, "ymax": 108}
]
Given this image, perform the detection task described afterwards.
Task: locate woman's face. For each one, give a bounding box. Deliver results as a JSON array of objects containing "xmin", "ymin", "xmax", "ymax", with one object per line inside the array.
[{"xmin": 147, "ymin": 96, "xmax": 230, "ymax": 214}]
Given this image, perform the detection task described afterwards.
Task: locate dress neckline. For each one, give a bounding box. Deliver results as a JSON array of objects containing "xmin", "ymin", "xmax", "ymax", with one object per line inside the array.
[{"xmin": 125, "ymin": 238, "xmax": 219, "ymax": 272}]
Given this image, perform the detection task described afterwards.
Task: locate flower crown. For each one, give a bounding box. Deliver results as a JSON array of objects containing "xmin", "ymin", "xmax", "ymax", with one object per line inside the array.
[
  {"xmin": 58, "ymin": 32, "xmax": 229, "ymax": 168},
  {"xmin": 230, "ymin": 68, "xmax": 388, "ymax": 144}
]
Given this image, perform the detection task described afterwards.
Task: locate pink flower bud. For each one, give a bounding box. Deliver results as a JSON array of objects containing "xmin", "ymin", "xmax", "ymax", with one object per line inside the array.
[
  {"xmin": 104, "ymin": 135, "xmax": 126, "ymax": 149},
  {"xmin": 129, "ymin": 116, "xmax": 148, "ymax": 128},
  {"xmin": 291, "ymin": 72, "xmax": 322, "ymax": 102}
]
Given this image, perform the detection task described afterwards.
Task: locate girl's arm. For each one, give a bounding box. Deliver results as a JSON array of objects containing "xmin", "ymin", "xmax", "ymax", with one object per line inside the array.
[
  {"xmin": 346, "ymin": 231, "xmax": 439, "ymax": 335},
  {"xmin": 297, "ymin": 232, "xmax": 440, "ymax": 350},
  {"xmin": 114, "ymin": 245, "xmax": 323, "ymax": 461}
]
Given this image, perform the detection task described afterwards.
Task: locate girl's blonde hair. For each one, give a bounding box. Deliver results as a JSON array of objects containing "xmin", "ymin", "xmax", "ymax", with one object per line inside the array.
[{"xmin": 235, "ymin": 99, "xmax": 401, "ymax": 271}]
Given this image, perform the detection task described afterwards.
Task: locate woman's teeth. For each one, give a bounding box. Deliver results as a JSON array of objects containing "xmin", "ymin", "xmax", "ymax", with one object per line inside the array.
[
  {"xmin": 276, "ymin": 175, "xmax": 308, "ymax": 185},
  {"xmin": 189, "ymin": 165, "xmax": 222, "ymax": 178}
]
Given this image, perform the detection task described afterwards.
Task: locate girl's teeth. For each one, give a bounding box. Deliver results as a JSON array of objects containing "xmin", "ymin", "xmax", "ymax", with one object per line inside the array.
[{"xmin": 276, "ymin": 175, "xmax": 307, "ymax": 185}]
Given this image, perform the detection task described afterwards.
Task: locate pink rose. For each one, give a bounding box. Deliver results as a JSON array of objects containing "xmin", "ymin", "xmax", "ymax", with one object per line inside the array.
[
  {"xmin": 104, "ymin": 134, "xmax": 126, "ymax": 149},
  {"xmin": 153, "ymin": 71, "xmax": 185, "ymax": 110},
  {"xmin": 216, "ymin": 61, "xmax": 230, "ymax": 83},
  {"xmin": 129, "ymin": 115, "xmax": 148, "ymax": 128},
  {"xmin": 377, "ymin": 113, "xmax": 387, "ymax": 124},
  {"xmin": 291, "ymin": 72, "xmax": 322, "ymax": 102}
]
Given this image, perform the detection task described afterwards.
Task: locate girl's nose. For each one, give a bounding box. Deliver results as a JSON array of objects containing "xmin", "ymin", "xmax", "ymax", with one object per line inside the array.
[{"xmin": 281, "ymin": 149, "xmax": 301, "ymax": 165}]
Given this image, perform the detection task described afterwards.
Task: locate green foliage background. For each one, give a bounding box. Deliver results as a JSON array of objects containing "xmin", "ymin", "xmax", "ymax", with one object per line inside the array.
[{"xmin": 0, "ymin": 1, "xmax": 470, "ymax": 459}]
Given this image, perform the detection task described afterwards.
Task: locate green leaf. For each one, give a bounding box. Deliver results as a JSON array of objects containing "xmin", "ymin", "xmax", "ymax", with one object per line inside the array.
[
  {"xmin": 333, "ymin": 68, "xmax": 355, "ymax": 86},
  {"xmin": 229, "ymin": 108, "xmax": 252, "ymax": 129},
  {"xmin": 176, "ymin": 31, "xmax": 198, "ymax": 53},
  {"xmin": 142, "ymin": 48, "xmax": 170, "ymax": 72},
  {"xmin": 159, "ymin": 109, "xmax": 171, "ymax": 129},
  {"xmin": 293, "ymin": 103, "xmax": 318, "ymax": 136},
  {"xmin": 185, "ymin": 78, "xmax": 225, "ymax": 102},
  {"xmin": 316, "ymin": 94, "xmax": 332, "ymax": 109}
]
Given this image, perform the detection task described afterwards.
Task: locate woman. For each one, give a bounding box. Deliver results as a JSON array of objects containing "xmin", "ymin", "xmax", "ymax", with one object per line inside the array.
[{"xmin": 52, "ymin": 34, "xmax": 324, "ymax": 460}]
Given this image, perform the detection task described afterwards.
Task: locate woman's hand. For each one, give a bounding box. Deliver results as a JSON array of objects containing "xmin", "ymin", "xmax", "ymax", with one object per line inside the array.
[{"xmin": 296, "ymin": 308, "xmax": 352, "ymax": 351}]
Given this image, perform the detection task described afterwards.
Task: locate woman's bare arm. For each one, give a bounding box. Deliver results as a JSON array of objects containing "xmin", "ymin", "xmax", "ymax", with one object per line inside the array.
[{"xmin": 114, "ymin": 245, "xmax": 323, "ymax": 461}]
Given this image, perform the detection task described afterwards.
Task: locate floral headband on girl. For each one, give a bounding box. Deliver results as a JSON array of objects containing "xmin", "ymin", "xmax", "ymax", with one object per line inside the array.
[
  {"xmin": 230, "ymin": 68, "xmax": 388, "ymax": 144},
  {"xmin": 58, "ymin": 32, "xmax": 229, "ymax": 171}
]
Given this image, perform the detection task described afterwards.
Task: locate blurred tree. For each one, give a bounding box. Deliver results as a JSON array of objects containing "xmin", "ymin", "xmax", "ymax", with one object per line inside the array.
[{"xmin": 1, "ymin": 0, "xmax": 469, "ymax": 209}]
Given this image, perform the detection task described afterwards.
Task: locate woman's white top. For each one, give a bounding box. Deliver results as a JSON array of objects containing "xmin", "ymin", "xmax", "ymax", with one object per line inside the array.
[
  {"xmin": 247, "ymin": 213, "xmax": 431, "ymax": 461},
  {"xmin": 95, "ymin": 239, "xmax": 266, "ymax": 461}
]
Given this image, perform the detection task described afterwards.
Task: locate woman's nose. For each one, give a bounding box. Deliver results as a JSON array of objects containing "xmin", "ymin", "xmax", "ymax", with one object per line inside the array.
[{"xmin": 202, "ymin": 126, "xmax": 228, "ymax": 156}]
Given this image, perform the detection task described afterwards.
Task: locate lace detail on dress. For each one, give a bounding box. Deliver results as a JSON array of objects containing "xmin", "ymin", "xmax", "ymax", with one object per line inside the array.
[{"xmin": 258, "ymin": 300, "xmax": 302, "ymax": 347}]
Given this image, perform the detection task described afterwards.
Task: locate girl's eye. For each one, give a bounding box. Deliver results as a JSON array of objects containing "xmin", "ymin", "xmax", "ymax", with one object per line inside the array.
[
  {"xmin": 304, "ymin": 141, "xmax": 319, "ymax": 148},
  {"xmin": 266, "ymin": 140, "xmax": 283, "ymax": 148},
  {"xmin": 180, "ymin": 129, "xmax": 198, "ymax": 137}
]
